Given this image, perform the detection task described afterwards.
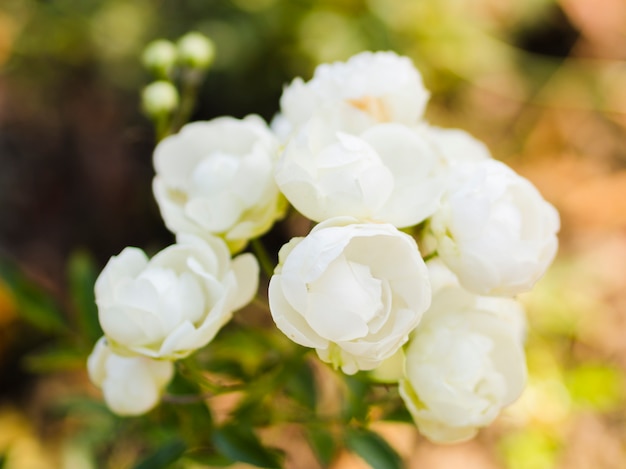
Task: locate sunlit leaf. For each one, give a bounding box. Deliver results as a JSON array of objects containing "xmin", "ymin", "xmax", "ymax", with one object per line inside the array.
[
  {"xmin": 498, "ymin": 429, "xmax": 560, "ymax": 469},
  {"xmin": 565, "ymin": 363, "xmax": 624, "ymax": 411},
  {"xmin": 212, "ymin": 424, "xmax": 282, "ymax": 469},
  {"xmin": 345, "ymin": 428, "xmax": 402, "ymax": 469}
]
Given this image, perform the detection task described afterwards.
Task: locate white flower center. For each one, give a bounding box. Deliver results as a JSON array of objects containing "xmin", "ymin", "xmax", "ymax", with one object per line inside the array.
[
  {"xmin": 118, "ymin": 267, "xmax": 206, "ymax": 343},
  {"xmin": 305, "ymin": 256, "xmax": 384, "ymax": 342},
  {"xmin": 190, "ymin": 153, "xmax": 240, "ymax": 198}
]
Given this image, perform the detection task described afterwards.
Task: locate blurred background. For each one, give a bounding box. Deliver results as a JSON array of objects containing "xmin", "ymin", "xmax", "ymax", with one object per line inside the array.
[{"xmin": 0, "ymin": 0, "xmax": 625, "ymax": 467}]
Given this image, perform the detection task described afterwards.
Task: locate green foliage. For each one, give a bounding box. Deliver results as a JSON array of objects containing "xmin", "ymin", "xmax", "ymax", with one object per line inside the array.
[
  {"xmin": 0, "ymin": 260, "xmax": 66, "ymax": 334},
  {"xmin": 133, "ymin": 439, "xmax": 186, "ymax": 469},
  {"xmin": 345, "ymin": 427, "xmax": 403, "ymax": 469},
  {"xmin": 343, "ymin": 373, "xmax": 370, "ymax": 420},
  {"xmin": 284, "ymin": 360, "xmax": 317, "ymax": 410},
  {"xmin": 212, "ymin": 424, "xmax": 283, "ymax": 469},
  {"xmin": 22, "ymin": 344, "xmax": 85, "ymax": 373},
  {"xmin": 307, "ymin": 426, "xmax": 337, "ymax": 467},
  {"xmin": 67, "ymin": 250, "xmax": 102, "ymax": 345}
]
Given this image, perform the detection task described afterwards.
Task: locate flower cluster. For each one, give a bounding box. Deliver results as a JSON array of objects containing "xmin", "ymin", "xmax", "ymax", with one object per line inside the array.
[{"xmin": 88, "ymin": 51, "xmax": 559, "ymax": 442}]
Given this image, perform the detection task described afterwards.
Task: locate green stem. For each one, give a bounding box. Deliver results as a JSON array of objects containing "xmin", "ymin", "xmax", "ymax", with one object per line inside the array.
[
  {"xmin": 251, "ymin": 238, "xmax": 276, "ymax": 278},
  {"xmin": 170, "ymin": 69, "xmax": 204, "ymax": 134}
]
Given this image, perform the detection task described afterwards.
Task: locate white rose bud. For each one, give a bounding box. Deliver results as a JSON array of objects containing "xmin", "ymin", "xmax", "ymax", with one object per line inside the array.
[
  {"xmin": 275, "ymin": 117, "xmax": 444, "ymax": 227},
  {"xmin": 269, "ymin": 217, "xmax": 431, "ymax": 374},
  {"xmin": 428, "ymin": 160, "xmax": 560, "ymax": 296},
  {"xmin": 87, "ymin": 337, "xmax": 174, "ymax": 416},
  {"xmin": 141, "ymin": 81, "xmax": 179, "ymax": 117},
  {"xmin": 399, "ymin": 283, "xmax": 527, "ymax": 443},
  {"xmin": 153, "ymin": 115, "xmax": 287, "ymax": 253},
  {"xmin": 177, "ymin": 32, "xmax": 216, "ymax": 70},
  {"xmin": 96, "ymin": 233, "xmax": 259, "ymax": 359},
  {"xmin": 280, "ymin": 51, "xmax": 430, "ymax": 134},
  {"xmin": 142, "ymin": 39, "xmax": 178, "ymax": 77}
]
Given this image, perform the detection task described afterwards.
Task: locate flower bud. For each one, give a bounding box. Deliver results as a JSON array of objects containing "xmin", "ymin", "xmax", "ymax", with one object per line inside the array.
[
  {"xmin": 177, "ymin": 32, "xmax": 216, "ymax": 69},
  {"xmin": 141, "ymin": 80, "xmax": 179, "ymax": 117},
  {"xmin": 142, "ymin": 39, "xmax": 178, "ymax": 77}
]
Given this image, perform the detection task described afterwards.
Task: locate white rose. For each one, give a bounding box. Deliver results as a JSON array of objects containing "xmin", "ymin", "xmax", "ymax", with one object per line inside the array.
[
  {"xmin": 425, "ymin": 259, "xmax": 528, "ymax": 344},
  {"xmin": 153, "ymin": 115, "xmax": 286, "ymax": 253},
  {"xmin": 399, "ymin": 284, "xmax": 527, "ymax": 443},
  {"xmin": 280, "ymin": 51, "xmax": 429, "ymax": 134},
  {"xmin": 421, "ymin": 125, "xmax": 492, "ymax": 166},
  {"xmin": 427, "ymin": 160, "xmax": 560, "ymax": 296},
  {"xmin": 87, "ymin": 337, "xmax": 174, "ymax": 416},
  {"xmin": 268, "ymin": 217, "xmax": 431, "ymax": 374},
  {"xmin": 96, "ymin": 233, "xmax": 259, "ymax": 359},
  {"xmin": 275, "ymin": 117, "xmax": 444, "ymax": 227}
]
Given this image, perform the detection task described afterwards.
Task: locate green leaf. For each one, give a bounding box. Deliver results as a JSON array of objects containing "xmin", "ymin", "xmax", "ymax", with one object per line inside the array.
[
  {"xmin": 307, "ymin": 426, "xmax": 336, "ymax": 467},
  {"xmin": 345, "ymin": 428, "xmax": 402, "ymax": 469},
  {"xmin": 343, "ymin": 374, "xmax": 369, "ymax": 420},
  {"xmin": 133, "ymin": 439, "xmax": 186, "ymax": 469},
  {"xmin": 381, "ymin": 405, "xmax": 413, "ymax": 424},
  {"xmin": 23, "ymin": 344, "xmax": 85, "ymax": 373},
  {"xmin": 285, "ymin": 360, "xmax": 316, "ymax": 409},
  {"xmin": 0, "ymin": 261, "xmax": 66, "ymax": 333},
  {"xmin": 212, "ymin": 424, "xmax": 282, "ymax": 469},
  {"xmin": 184, "ymin": 448, "xmax": 232, "ymax": 467},
  {"xmin": 67, "ymin": 250, "xmax": 102, "ymax": 343}
]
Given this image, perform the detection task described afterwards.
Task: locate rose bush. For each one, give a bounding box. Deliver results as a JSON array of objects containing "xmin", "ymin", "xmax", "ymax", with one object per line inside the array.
[
  {"xmin": 87, "ymin": 337, "xmax": 174, "ymax": 416},
  {"xmin": 96, "ymin": 233, "xmax": 258, "ymax": 359},
  {"xmin": 268, "ymin": 217, "xmax": 431, "ymax": 374},
  {"xmin": 427, "ymin": 159, "xmax": 560, "ymax": 296},
  {"xmin": 399, "ymin": 276, "xmax": 527, "ymax": 443},
  {"xmin": 153, "ymin": 115, "xmax": 286, "ymax": 253}
]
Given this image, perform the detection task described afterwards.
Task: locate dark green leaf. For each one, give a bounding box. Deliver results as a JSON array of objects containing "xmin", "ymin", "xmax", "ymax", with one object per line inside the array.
[
  {"xmin": 307, "ymin": 426, "xmax": 336, "ymax": 467},
  {"xmin": 184, "ymin": 448, "xmax": 233, "ymax": 466},
  {"xmin": 67, "ymin": 250, "xmax": 102, "ymax": 343},
  {"xmin": 133, "ymin": 439, "xmax": 186, "ymax": 469},
  {"xmin": 382, "ymin": 405, "xmax": 414, "ymax": 424},
  {"xmin": 285, "ymin": 361, "xmax": 316, "ymax": 409},
  {"xmin": 212, "ymin": 424, "xmax": 282, "ymax": 469},
  {"xmin": 345, "ymin": 428, "xmax": 403, "ymax": 469},
  {"xmin": 343, "ymin": 374, "xmax": 369, "ymax": 420}
]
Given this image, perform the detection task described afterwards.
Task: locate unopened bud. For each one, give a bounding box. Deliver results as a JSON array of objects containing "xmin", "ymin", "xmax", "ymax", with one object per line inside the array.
[
  {"xmin": 142, "ymin": 39, "xmax": 178, "ymax": 77},
  {"xmin": 177, "ymin": 32, "xmax": 215, "ymax": 70},
  {"xmin": 141, "ymin": 81, "xmax": 179, "ymax": 117}
]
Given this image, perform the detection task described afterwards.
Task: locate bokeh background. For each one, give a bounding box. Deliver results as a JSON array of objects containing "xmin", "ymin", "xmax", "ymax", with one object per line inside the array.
[{"xmin": 1, "ymin": 0, "xmax": 625, "ymax": 468}]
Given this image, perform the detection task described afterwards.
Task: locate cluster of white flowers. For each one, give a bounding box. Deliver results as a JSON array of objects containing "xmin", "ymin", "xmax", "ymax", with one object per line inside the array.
[
  {"xmin": 88, "ymin": 51, "xmax": 559, "ymax": 442},
  {"xmin": 89, "ymin": 230, "xmax": 259, "ymax": 415},
  {"xmin": 270, "ymin": 51, "xmax": 558, "ymax": 442}
]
